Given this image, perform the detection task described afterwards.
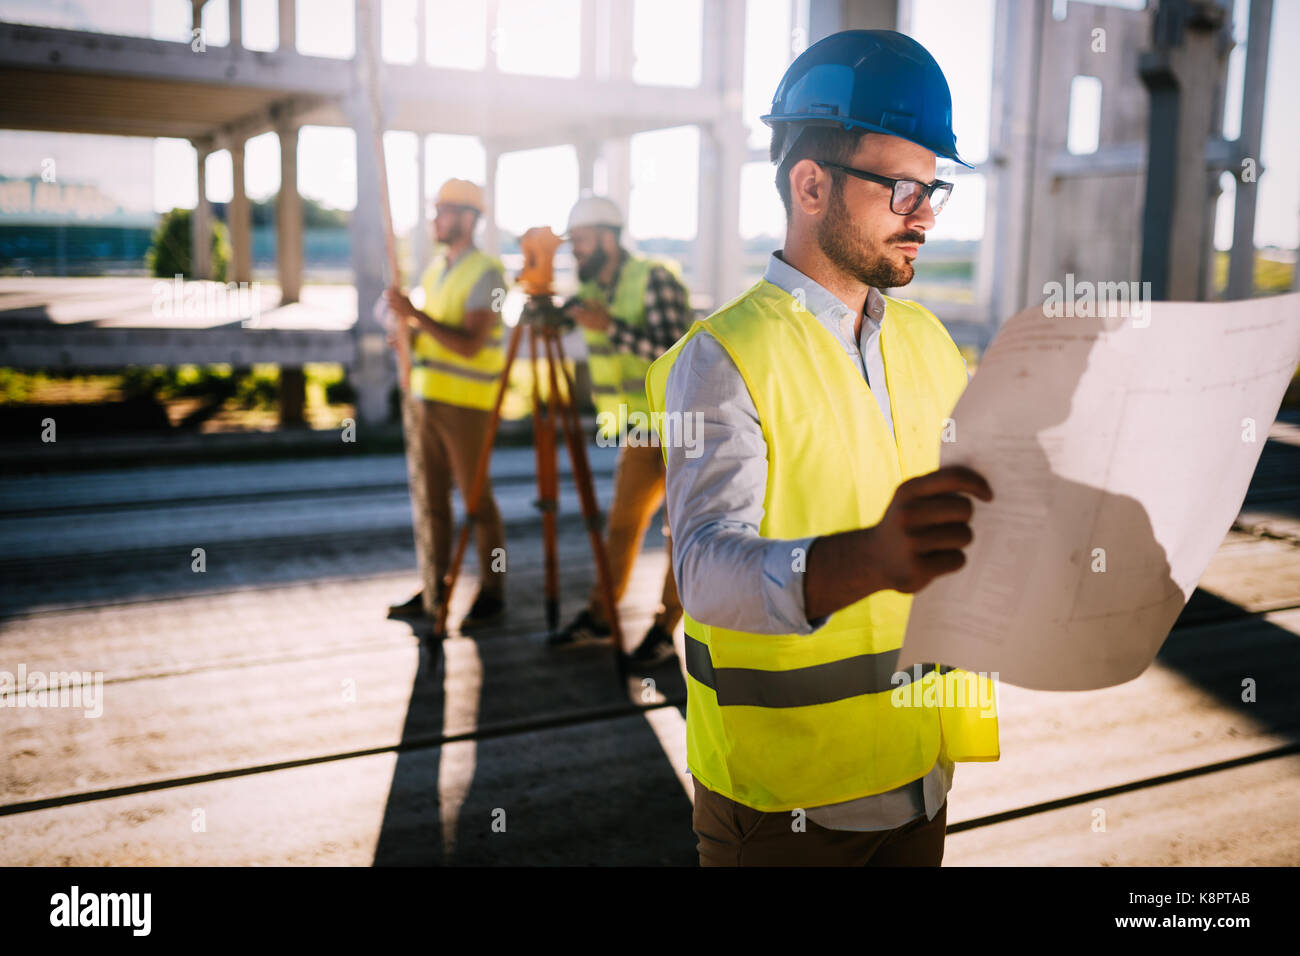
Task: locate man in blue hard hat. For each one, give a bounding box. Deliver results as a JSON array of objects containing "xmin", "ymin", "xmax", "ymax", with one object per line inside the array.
[{"xmin": 645, "ymin": 30, "xmax": 999, "ymax": 866}]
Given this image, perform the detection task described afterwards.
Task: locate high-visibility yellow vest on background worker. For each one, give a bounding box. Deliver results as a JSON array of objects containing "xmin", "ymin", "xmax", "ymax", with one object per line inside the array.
[
  {"xmin": 577, "ymin": 254, "xmax": 685, "ymax": 440},
  {"xmin": 646, "ymin": 279, "xmax": 999, "ymax": 812},
  {"xmin": 409, "ymin": 248, "xmax": 505, "ymax": 410}
]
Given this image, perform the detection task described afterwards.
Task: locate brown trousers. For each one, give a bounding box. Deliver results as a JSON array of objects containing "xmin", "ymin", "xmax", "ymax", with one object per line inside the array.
[
  {"xmin": 692, "ymin": 777, "xmax": 947, "ymax": 866},
  {"xmin": 585, "ymin": 442, "xmax": 683, "ymax": 633},
  {"xmin": 417, "ymin": 398, "xmax": 506, "ymax": 599}
]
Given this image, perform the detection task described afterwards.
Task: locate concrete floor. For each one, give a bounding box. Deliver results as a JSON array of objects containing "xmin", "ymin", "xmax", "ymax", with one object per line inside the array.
[{"xmin": 0, "ymin": 422, "xmax": 1297, "ymax": 865}]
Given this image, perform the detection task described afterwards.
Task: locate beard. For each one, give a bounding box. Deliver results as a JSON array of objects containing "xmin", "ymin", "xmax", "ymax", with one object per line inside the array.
[
  {"xmin": 576, "ymin": 244, "xmax": 608, "ymax": 283},
  {"xmin": 438, "ymin": 219, "xmax": 466, "ymax": 246},
  {"xmin": 816, "ymin": 186, "xmax": 924, "ymax": 289}
]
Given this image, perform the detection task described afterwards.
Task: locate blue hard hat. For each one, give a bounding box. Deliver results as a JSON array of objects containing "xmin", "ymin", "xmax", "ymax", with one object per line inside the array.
[{"xmin": 762, "ymin": 30, "xmax": 971, "ymax": 169}]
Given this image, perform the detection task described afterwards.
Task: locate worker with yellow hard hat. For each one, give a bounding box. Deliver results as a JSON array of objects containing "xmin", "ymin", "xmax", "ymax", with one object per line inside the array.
[
  {"xmin": 646, "ymin": 30, "xmax": 1000, "ymax": 866},
  {"xmin": 383, "ymin": 178, "xmax": 509, "ymax": 631},
  {"xmin": 547, "ymin": 193, "xmax": 694, "ymax": 669}
]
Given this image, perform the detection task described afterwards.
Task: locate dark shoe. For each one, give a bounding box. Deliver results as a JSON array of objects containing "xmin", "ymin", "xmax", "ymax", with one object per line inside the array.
[
  {"xmin": 547, "ymin": 608, "xmax": 612, "ymax": 648},
  {"xmin": 624, "ymin": 624, "xmax": 677, "ymax": 667},
  {"xmin": 387, "ymin": 591, "xmax": 427, "ymax": 620},
  {"xmin": 459, "ymin": 592, "xmax": 506, "ymax": 631},
  {"xmin": 388, "ymin": 588, "xmax": 447, "ymax": 622}
]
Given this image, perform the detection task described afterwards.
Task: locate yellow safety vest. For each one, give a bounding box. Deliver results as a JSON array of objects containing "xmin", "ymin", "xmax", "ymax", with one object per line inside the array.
[
  {"xmin": 578, "ymin": 255, "xmax": 686, "ymax": 439},
  {"xmin": 409, "ymin": 249, "xmax": 505, "ymax": 410},
  {"xmin": 646, "ymin": 279, "xmax": 999, "ymax": 812}
]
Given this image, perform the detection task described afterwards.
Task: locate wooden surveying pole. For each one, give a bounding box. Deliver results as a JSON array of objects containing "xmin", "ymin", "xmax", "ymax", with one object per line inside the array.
[{"xmin": 356, "ymin": 0, "xmax": 439, "ymax": 625}]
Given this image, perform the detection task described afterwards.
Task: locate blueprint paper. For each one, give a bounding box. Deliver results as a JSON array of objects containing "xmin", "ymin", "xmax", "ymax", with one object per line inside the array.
[{"xmin": 898, "ymin": 293, "xmax": 1300, "ymax": 690}]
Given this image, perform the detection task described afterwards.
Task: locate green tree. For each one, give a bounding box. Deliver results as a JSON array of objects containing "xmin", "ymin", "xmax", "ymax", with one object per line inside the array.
[{"xmin": 146, "ymin": 207, "xmax": 231, "ymax": 281}]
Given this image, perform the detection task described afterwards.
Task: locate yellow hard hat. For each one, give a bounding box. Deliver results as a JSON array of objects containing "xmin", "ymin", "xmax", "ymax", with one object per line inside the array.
[{"xmin": 434, "ymin": 178, "xmax": 485, "ymax": 213}]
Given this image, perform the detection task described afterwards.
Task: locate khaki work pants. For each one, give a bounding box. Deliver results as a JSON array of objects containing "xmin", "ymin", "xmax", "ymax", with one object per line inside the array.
[
  {"xmin": 585, "ymin": 442, "xmax": 683, "ymax": 634},
  {"xmin": 417, "ymin": 398, "xmax": 506, "ymax": 600},
  {"xmin": 692, "ymin": 778, "xmax": 947, "ymax": 867}
]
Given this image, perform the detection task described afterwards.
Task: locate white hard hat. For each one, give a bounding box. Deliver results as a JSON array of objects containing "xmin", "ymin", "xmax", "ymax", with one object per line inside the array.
[{"xmin": 566, "ymin": 193, "xmax": 624, "ymax": 233}]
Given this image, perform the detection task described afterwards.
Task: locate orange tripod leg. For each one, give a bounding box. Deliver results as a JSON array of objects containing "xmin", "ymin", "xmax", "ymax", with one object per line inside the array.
[{"xmin": 543, "ymin": 326, "xmax": 625, "ymax": 658}]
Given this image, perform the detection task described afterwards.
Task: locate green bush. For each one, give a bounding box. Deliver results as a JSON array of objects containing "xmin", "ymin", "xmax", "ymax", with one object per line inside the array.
[
  {"xmin": 146, "ymin": 207, "xmax": 231, "ymax": 281},
  {"xmin": 236, "ymin": 367, "xmax": 280, "ymax": 409}
]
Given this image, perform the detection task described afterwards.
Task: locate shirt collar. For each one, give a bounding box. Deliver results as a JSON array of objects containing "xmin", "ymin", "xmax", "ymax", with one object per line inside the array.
[
  {"xmin": 442, "ymin": 243, "xmax": 477, "ymax": 270},
  {"xmin": 762, "ymin": 252, "xmax": 886, "ymax": 347}
]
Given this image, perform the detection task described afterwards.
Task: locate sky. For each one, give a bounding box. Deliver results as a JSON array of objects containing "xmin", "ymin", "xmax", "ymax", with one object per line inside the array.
[{"xmin": 0, "ymin": 0, "xmax": 1296, "ymax": 249}]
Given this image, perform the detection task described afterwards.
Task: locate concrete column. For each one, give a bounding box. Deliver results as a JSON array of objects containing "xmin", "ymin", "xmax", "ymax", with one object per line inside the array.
[
  {"xmin": 192, "ymin": 143, "xmax": 212, "ymax": 280},
  {"xmin": 695, "ymin": 0, "xmax": 746, "ymax": 308},
  {"xmin": 278, "ymin": 0, "xmax": 294, "ymax": 51},
  {"xmin": 279, "ymin": 366, "xmax": 306, "ymax": 426},
  {"xmin": 482, "ymin": 147, "xmax": 501, "ymax": 257},
  {"xmin": 228, "ymin": 0, "xmax": 242, "ymax": 48},
  {"xmin": 981, "ymin": 0, "xmax": 1042, "ymax": 326},
  {"xmin": 413, "ymin": 133, "xmax": 429, "ymax": 276},
  {"xmin": 808, "ymin": 0, "xmax": 897, "ymax": 40},
  {"xmin": 1226, "ymin": 0, "xmax": 1273, "ymax": 300},
  {"xmin": 576, "ymin": 141, "xmax": 598, "ymax": 193},
  {"xmin": 605, "ymin": 0, "xmax": 634, "ymax": 78},
  {"xmin": 277, "ymin": 122, "xmax": 302, "ymax": 304},
  {"xmin": 485, "ymin": 0, "xmax": 499, "ymax": 72},
  {"xmin": 415, "ymin": 0, "xmax": 426, "ymax": 65},
  {"xmin": 1140, "ymin": 2, "xmax": 1232, "ymax": 301},
  {"xmin": 348, "ymin": 94, "xmax": 397, "ymax": 425},
  {"xmin": 580, "ymin": 0, "xmax": 598, "ymax": 77},
  {"xmin": 229, "ymin": 140, "xmax": 252, "ymax": 284},
  {"xmin": 601, "ymin": 138, "xmax": 631, "ymax": 223}
]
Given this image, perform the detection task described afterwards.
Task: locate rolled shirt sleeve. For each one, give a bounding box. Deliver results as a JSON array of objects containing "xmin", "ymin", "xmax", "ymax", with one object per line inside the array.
[{"xmin": 663, "ymin": 329, "xmax": 829, "ymax": 635}]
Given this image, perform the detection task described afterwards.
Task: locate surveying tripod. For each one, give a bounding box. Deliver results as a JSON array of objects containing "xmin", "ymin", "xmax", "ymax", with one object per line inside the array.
[{"xmin": 433, "ymin": 227, "xmax": 625, "ymax": 665}]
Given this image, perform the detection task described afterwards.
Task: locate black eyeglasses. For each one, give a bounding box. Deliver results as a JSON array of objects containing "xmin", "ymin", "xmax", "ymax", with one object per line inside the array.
[{"xmin": 814, "ymin": 161, "xmax": 953, "ymax": 216}]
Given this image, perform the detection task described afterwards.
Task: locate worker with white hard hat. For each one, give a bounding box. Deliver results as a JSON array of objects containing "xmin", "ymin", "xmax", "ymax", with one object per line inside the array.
[
  {"xmin": 547, "ymin": 192, "xmax": 694, "ymax": 669},
  {"xmin": 383, "ymin": 178, "xmax": 509, "ymax": 632}
]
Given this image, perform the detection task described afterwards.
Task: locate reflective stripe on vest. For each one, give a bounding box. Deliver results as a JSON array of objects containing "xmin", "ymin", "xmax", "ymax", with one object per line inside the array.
[
  {"xmin": 684, "ymin": 632, "xmax": 961, "ymax": 706},
  {"xmin": 577, "ymin": 255, "xmax": 686, "ymax": 438},
  {"xmin": 645, "ymin": 279, "xmax": 999, "ymax": 812},
  {"xmin": 410, "ymin": 249, "xmax": 505, "ymax": 410}
]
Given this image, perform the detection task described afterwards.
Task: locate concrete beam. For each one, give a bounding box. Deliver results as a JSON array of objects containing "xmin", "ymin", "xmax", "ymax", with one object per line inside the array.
[
  {"xmin": 277, "ymin": 122, "xmax": 303, "ymax": 304},
  {"xmin": 0, "ymin": 22, "xmax": 354, "ymax": 93},
  {"xmin": 0, "ymin": 23, "xmax": 727, "ymax": 147},
  {"xmin": 1047, "ymin": 138, "xmax": 1238, "ymax": 178},
  {"xmin": 0, "ymin": 326, "xmax": 355, "ymax": 370}
]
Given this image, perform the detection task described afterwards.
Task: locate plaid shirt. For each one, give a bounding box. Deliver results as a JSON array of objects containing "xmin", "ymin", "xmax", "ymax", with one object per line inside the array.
[{"xmin": 582, "ymin": 251, "xmax": 693, "ymax": 361}]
